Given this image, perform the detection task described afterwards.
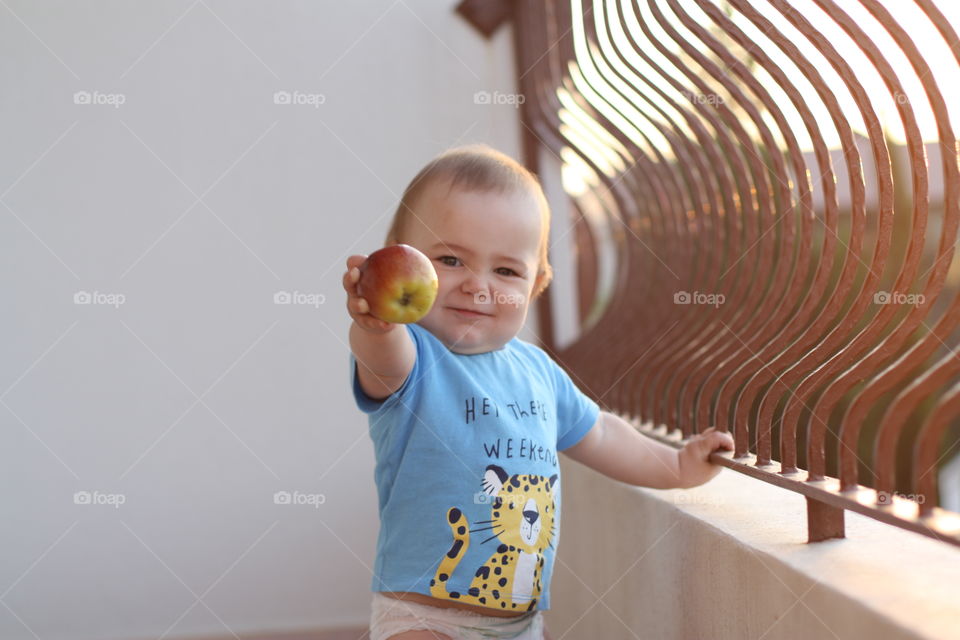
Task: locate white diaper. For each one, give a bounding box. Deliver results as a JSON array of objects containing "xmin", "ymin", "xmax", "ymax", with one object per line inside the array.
[{"xmin": 369, "ymin": 592, "xmax": 544, "ymax": 640}]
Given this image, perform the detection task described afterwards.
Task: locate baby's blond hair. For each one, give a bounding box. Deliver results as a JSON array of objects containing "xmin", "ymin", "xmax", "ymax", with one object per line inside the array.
[{"xmin": 384, "ymin": 144, "xmax": 553, "ymax": 300}]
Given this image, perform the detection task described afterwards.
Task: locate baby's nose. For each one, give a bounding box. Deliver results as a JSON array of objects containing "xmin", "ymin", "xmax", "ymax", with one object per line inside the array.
[{"xmin": 460, "ymin": 273, "xmax": 489, "ymax": 295}]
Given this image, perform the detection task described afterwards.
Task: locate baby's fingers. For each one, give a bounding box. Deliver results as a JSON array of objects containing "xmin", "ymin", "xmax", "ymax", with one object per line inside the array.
[
  {"xmin": 354, "ymin": 309, "xmax": 393, "ymax": 333},
  {"xmin": 342, "ymin": 266, "xmax": 361, "ymax": 292},
  {"xmin": 344, "ymin": 292, "xmax": 393, "ymax": 332},
  {"xmin": 348, "ymin": 296, "xmax": 369, "ymax": 315},
  {"xmin": 346, "ymin": 254, "xmax": 367, "ymax": 272},
  {"xmin": 342, "ymin": 253, "xmax": 397, "ymax": 334},
  {"xmin": 704, "ymin": 429, "xmax": 734, "ymax": 452}
]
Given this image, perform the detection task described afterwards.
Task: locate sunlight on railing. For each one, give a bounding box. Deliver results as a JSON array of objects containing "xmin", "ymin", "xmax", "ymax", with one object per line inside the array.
[{"xmin": 516, "ymin": 0, "xmax": 960, "ymax": 545}]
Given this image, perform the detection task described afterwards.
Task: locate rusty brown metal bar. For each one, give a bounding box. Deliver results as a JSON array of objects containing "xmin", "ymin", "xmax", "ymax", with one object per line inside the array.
[{"xmin": 512, "ymin": 0, "xmax": 960, "ymax": 547}]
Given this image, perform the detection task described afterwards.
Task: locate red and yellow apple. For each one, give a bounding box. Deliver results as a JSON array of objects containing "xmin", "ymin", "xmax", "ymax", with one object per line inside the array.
[{"xmin": 356, "ymin": 244, "xmax": 439, "ymax": 324}]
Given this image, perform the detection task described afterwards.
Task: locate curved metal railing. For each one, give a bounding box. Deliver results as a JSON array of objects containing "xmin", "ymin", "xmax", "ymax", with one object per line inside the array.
[{"xmin": 510, "ymin": 0, "xmax": 960, "ymax": 545}]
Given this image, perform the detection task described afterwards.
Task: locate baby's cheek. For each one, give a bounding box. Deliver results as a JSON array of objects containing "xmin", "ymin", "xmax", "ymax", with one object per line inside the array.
[
  {"xmin": 434, "ymin": 275, "xmax": 453, "ymax": 294},
  {"xmin": 495, "ymin": 284, "xmax": 531, "ymax": 312}
]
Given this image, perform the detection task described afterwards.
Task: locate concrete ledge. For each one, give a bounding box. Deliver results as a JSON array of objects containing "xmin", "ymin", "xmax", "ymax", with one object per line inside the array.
[{"xmin": 545, "ymin": 456, "xmax": 960, "ymax": 640}]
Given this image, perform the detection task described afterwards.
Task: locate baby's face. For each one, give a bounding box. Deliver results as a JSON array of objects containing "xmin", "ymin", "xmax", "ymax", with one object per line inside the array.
[{"xmin": 398, "ymin": 182, "xmax": 544, "ymax": 355}]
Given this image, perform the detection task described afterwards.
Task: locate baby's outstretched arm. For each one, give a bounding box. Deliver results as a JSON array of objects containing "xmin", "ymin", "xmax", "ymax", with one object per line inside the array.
[
  {"xmin": 563, "ymin": 410, "xmax": 734, "ymax": 489},
  {"xmin": 343, "ymin": 255, "xmax": 416, "ymax": 400}
]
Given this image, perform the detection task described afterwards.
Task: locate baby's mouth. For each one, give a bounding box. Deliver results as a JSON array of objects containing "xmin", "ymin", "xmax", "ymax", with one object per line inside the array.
[{"xmin": 449, "ymin": 307, "xmax": 493, "ymax": 318}]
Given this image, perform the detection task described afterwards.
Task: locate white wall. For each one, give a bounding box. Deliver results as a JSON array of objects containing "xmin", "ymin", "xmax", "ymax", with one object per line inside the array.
[{"xmin": 1, "ymin": 2, "xmax": 527, "ymax": 638}]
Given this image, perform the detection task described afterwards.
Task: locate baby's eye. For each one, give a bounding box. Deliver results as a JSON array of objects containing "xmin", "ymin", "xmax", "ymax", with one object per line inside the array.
[
  {"xmin": 496, "ymin": 267, "xmax": 519, "ymax": 277},
  {"xmin": 437, "ymin": 256, "xmax": 461, "ymax": 267}
]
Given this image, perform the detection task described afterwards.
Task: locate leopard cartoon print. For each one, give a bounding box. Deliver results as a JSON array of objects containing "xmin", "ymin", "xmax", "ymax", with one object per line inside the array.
[{"xmin": 430, "ymin": 464, "xmax": 558, "ymax": 612}]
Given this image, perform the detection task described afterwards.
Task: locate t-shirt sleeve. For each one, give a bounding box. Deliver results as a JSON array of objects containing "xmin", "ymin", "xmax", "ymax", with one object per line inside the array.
[
  {"xmin": 349, "ymin": 324, "xmax": 422, "ymax": 415},
  {"xmin": 550, "ymin": 356, "xmax": 601, "ymax": 451}
]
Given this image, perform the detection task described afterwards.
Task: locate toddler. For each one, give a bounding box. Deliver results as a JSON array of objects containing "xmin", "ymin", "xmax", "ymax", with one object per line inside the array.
[{"xmin": 343, "ymin": 145, "xmax": 733, "ymax": 640}]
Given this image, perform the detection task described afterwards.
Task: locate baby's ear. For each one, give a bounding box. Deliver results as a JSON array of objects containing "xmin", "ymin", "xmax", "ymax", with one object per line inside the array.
[{"xmin": 530, "ymin": 271, "xmax": 550, "ymax": 300}]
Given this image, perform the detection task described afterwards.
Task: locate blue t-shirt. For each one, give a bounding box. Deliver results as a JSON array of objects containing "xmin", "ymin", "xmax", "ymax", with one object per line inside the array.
[{"xmin": 349, "ymin": 322, "xmax": 600, "ymax": 613}]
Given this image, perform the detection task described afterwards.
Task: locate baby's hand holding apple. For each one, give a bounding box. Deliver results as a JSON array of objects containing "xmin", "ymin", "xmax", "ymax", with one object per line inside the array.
[
  {"xmin": 356, "ymin": 245, "xmax": 438, "ymax": 324},
  {"xmin": 343, "ymin": 255, "xmax": 397, "ymax": 334}
]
